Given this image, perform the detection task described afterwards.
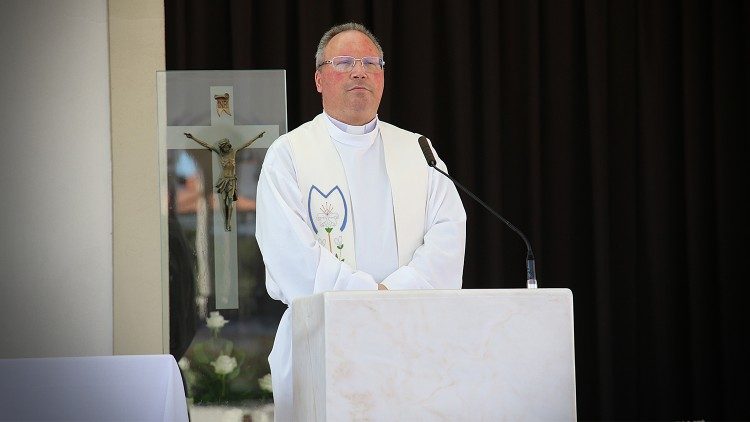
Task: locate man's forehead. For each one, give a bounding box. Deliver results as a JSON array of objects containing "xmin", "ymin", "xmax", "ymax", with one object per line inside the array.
[{"xmin": 325, "ymin": 30, "xmax": 378, "ymax": 54}]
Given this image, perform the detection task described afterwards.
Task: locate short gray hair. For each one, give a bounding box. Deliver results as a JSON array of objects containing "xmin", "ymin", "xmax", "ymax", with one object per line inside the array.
[{"xmin": 315, "ymin": 23, "xmax": 384, "ymax": 68}]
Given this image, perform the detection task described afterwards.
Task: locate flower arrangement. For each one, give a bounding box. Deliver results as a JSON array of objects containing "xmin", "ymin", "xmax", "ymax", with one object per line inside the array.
[{"xmin": 178, "ymin": 311, "xmax": 273, "ymax": 404}]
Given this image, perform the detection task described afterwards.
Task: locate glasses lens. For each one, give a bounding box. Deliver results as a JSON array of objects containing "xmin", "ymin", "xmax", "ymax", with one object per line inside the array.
[
  {"xmin": 331, "ymin": 56, "xmax": 355, "ymax": 71},
  {"xmin": 362, "ymin": 57, "xmax": 384, "ymax": 71}
]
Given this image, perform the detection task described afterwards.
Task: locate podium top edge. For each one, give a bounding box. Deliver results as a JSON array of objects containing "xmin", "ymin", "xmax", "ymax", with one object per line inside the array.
[{"xmin": 294, "ymin": 288, "xmax": 572, "ymax": 305}]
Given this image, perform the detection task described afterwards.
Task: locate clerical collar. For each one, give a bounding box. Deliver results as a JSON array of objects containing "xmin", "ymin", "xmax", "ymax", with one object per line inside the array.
[{"xmin": 324, "ymin": 112, "xmax": 378, "ymax": 135}]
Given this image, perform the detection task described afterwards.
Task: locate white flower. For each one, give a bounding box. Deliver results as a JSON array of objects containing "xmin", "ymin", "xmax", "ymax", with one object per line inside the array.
[
  {"xmin": 258, "ymin": 373, "xmax": 273, "ymax": 393},
  {"xmin": 206, "ymin": 311, "xmax": 228, "ymax": 330},
  {"xmin": 178, "ymin": 357, "xmax": 190, "ymax": 371},
  {"xmin": 211, "ymin": 354, "xmax": 237, "ymax": 375},
  {"xmin": 334, "ymin": 236, "xmax": 343, "ymax": 247}
]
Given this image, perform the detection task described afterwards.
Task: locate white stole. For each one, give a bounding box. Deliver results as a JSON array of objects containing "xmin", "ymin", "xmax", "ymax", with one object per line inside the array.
[{"xmin": 287, "ymin": 113, "xmax": 428, "ymax": 269}]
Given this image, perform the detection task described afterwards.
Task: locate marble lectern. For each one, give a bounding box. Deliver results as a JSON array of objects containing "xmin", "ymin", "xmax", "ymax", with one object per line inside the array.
[{"xmin": 292, "ymin": 289, "xmax": 576, "ymax": 421}]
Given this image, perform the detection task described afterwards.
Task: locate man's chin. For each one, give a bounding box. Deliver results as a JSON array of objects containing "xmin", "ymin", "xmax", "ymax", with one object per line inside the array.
[
  {"xmin": 339, "ymin": 107, "xmax": 377, "ymax": 125},
  {"xmin": 346, "ymin": 95, "xmax": 373, "ymax": 107}
]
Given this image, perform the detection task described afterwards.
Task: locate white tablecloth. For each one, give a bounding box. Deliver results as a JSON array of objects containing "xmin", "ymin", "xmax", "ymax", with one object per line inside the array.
[{"xmin": 0, "ymin": 354, "xmax": 189, "ymax": 421}]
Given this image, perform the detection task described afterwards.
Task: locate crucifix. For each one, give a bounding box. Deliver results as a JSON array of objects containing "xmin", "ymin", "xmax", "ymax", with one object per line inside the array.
[
  {"xmin": 166, "ymin": 84, "xmax": 278, "ymax": 309},
  {"xmin": 184, "ymin": 131, "xmax": 265, "ymax": 231}
]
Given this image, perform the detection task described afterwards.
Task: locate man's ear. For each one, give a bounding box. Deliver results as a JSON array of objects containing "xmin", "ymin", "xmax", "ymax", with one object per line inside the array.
[{"xmin": 315, "ymin": 70, "xmax": 323, "ymax": 93}]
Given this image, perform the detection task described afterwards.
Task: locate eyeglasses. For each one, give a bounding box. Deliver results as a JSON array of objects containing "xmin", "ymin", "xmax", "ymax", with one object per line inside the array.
[{"xmin": 317, "ymin": 56, "xmax": 385, "ymax": 72}]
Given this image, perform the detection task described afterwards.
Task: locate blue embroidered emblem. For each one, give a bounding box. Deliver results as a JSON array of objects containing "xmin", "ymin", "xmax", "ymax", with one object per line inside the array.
[
  {"xmin": 308, "ymin": 185, "xmax": 349, "ymax": 262},
  {"xmin": 307, "ymin": 185, "xmax": 348, "ymax": 234}
]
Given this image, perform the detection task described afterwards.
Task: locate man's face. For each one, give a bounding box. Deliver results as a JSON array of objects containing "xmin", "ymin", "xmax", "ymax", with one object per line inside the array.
[{"xmin": 315, "ymin": 30, "xmax": 384, "ymax": 126}]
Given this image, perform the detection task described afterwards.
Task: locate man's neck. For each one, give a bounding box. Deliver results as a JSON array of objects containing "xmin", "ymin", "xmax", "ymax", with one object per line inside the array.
[
  {"xmin": 324, "ymin": 111, "xmax": 377, "ymax": 135},
  {"xmin": 324, "ymin": 108, "xmax": 377, "ymax": 126}
]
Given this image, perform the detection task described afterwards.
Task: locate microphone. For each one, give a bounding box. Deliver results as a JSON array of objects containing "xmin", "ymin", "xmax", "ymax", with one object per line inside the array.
[{"xmin": 418, "ymin": 136, "xmax": 538, "ymax": 289}]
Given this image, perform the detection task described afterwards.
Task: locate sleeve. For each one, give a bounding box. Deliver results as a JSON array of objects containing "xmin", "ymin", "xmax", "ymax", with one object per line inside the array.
[
  {"xmin": 255, "ymin": 137, "xmax": 379, "ymax": 306},
  {"xmin": 380, "ymin": 142, "xmax": 467, "ymax": 290}
]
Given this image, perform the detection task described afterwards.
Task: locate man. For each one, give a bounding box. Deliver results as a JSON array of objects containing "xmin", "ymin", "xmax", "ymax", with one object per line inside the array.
[{"xmin": 256, "ymin": 22, "xmax": 466, "ymax": 420}]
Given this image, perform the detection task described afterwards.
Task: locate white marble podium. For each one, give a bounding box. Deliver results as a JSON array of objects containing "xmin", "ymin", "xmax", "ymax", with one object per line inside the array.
[{"xmin": 292, "ymin": 288, "xmax": 576, "ymax": 421}]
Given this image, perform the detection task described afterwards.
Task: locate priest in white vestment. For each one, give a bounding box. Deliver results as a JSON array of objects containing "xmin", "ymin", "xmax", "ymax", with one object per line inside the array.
[{"xmin": 256, "ymin": 22, "xmax": 466, "ymax": 421}]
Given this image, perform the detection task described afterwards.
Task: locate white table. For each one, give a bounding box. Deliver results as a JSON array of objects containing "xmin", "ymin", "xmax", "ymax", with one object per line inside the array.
[{"xmin": 0, "ymin": 354, "xmax": 189, "ymax": 421}]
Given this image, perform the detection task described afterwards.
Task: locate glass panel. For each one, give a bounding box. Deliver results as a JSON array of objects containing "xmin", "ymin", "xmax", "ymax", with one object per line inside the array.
[{"xmin": 157, "ymin": 71, "xmax": 288, "ymax": 420}]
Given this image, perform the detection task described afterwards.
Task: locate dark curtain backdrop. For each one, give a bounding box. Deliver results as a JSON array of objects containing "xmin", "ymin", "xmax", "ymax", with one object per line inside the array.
[{"xmin": 165, "ymin": 1, "xmax": 749, "ymax": 420}]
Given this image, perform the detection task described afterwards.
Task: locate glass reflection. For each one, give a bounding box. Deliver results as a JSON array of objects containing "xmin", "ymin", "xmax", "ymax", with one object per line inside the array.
[{"xmin": 167, "ymin": 147, "xmax": 285, "ymax": 416}]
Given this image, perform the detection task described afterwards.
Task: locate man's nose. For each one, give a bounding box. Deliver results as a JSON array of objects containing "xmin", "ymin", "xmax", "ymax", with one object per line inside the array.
[{"xmin": 350, "ymin": 60, "xmax": 368, "ymax": 77}]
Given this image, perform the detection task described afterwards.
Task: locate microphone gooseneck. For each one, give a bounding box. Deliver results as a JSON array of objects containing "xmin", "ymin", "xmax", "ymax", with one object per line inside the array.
[{"xmin": 417, "ymin": 136, "xmax": 538, "ymax": 289}]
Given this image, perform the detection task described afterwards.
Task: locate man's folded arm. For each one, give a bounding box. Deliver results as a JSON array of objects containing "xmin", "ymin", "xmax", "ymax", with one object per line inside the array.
[
  {"xmin": 256, "ymin": 140, "xmax": 379, "ymax": 306},
  {"xmin": 380, "ymin": 152, "xmax": 467, "ymax": 291}
]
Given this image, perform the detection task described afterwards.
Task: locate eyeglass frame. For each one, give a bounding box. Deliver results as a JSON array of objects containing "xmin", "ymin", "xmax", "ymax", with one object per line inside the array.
[{"xmin": 316, "ymin": 56, "xmax": 386, "ymax": 72}]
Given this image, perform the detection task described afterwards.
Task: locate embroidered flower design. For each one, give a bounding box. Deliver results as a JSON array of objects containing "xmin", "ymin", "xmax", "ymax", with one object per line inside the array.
[
  {"xmin": 316, "ymin": 202, "xmax": 340, "ymax": 229},
  {"xmin": 316, "ymin": 202, "xmax": 341, "ymax": 255},
  {"xmin": 334, "ymin": 236, "xmax": 345, "ymax": 262}
]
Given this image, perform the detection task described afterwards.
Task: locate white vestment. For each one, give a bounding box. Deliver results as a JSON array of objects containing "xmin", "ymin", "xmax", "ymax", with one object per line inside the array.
[{"xmin": 255, "ymin": 112, "xmax": 466, "ymax": 421}]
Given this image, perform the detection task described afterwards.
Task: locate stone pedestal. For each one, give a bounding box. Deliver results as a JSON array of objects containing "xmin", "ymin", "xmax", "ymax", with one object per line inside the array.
[{"xmin": 292, "ymin": 289, "xmax": 576, "ymax": 421}]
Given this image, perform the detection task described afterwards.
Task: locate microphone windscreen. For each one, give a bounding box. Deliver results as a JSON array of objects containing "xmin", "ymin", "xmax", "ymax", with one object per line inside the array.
[{"xmin": 418, "ymin": 136, "xmax": 437, "ymax": 167}]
